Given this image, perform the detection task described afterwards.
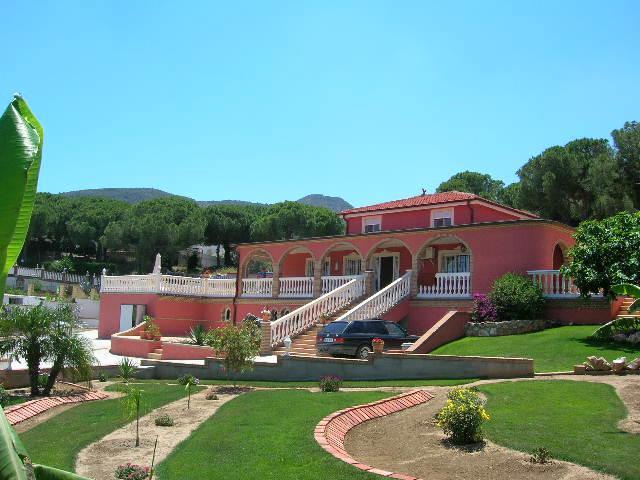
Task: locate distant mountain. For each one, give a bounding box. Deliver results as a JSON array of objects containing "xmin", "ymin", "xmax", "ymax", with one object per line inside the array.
[
  {"xmin": 59, "ymin": 188, "xmax": 352, "ymax": 212},
  {"xmin": 297, "ymin": 194, "xmax": 353, "ymax": 212},
  {"xmin": 62, "ymin": 188, "xmax": 178, "ymax": 203}
]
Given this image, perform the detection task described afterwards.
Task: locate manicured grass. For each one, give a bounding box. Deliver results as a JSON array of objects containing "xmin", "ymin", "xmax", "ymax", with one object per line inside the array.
[
  {"xmin": 157, "ymin": 389, "xmax": 392, "ymax": 479},
  {"xmin": 431, "ymin": 325, "xmax": 640, "ymax": 372},
  {"xmin": 126, "ymin": 378, "xmax": 479, "ymax": 388},
  {"xmin": 21, "ymin": 382, "xmax": 201, "ymax": 472},
  {"xmin": 480, "ymin": 380, "xmax": 639, "ymax": 480}
]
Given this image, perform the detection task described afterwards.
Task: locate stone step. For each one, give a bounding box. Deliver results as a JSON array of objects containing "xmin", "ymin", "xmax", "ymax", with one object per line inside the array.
[
  {"xmin": 154, "ymin": 348, "xmax": 163, "ymax": 354},
  {"xmin": 147, "ymin": 352, "xmax": 163, "ymax": 360}
]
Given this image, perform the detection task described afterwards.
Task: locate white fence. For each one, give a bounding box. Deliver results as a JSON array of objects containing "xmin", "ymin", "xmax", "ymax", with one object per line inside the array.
[
  {"xmin": 13, "ymin": 266, "xmax": 90, "ymax": 286},
  {"xmin": 269, "ymin": 276, "xmax": 365, "ymax": 347},
  {"xmin": 101, "ymin": 274, "xmax": 236, "ymax": 297},
  {"xmin": 417, "ymin": 272, "xmax": 471, "ymax": 298},
  {"xmin": 337, "ymin": 271, "xmax": 411, "ymax": 322},
  {"xmin": 242, "ymin": 278, "xmax": 273, "ymax": 297},
  {"xmin": 279, "ymin": 277, "xmax": 314, "ymax": 298}
]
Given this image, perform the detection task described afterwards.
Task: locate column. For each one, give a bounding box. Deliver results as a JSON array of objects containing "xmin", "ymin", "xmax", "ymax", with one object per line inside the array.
[
  {"xmin": 259, "ymin": 321, "xmax": 272, "ymax": 355},
  {"xmin": 410, "ymin": 255, "xmax": 419, "ymax": 297},
  {"xmin": 312, "ymin": 260, "xmax": 323, "ymax": 297},
  {"xmin": 364, "ymin": 270, "xmax": 374, "ymax": 297},
  {"xmin": 271, "ymin": 264, "xmax": 280, "ymax": 298}
]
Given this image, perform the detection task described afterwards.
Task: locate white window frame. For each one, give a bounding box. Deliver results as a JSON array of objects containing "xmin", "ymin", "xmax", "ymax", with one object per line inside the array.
[
  {"xmin": 362, "ymin": 216, "xmax": 382, "ymax": 233},
  {"xmin": 305, "ymin": 258, "xmax": 315, "ymax": 277},
  {"xmin": 431, "ymin": 207, "xmax": 454, "ymax": 228},
  {"xmin": 322, "ymin": 259, "xmax": 331, "ymax": 276},
  {"xmin": 437, "ymin": 249, "xmax": 470, "ymax": 273},
  {"xmin": 343, "ymin": 253, "xmax": 363, "ymax": 276},
  {"xmin": 372, "ymin": 251, "xmax": 400, "ymax": 291}
]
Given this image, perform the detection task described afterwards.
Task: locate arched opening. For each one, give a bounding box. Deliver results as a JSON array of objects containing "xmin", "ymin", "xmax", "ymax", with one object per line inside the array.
[
  {"xmin": 365, "ymin": 238, "xmax": 412, "ymax": 291},
  {"xmin": 278, "ymin": 246, "xmax": 315, "ymax": 298},
  {"xmin": 416, "ymin": 235, "xmax": 472, "ymax": 298},
  {"xmin": 241, "ymin": 249, "xmax": 274, "ymax": 297},
  {"xmin": 552, "ymin": 243, "xmax": 568, "ymax": 270},
  {"xmin": 319, "ymin": 242, "xmax": 365, "ymax": 293}
]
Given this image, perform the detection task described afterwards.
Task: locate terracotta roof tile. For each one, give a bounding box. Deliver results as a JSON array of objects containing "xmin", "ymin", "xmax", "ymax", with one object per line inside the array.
[{"xmin": 340, "ymin": 191, "xmax": 478, "ymax": 215}]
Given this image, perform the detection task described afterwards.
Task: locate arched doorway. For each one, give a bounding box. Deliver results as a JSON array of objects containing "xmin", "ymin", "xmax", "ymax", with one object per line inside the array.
[
  {"xmin": 416, "ymin": 235, "xmax": 472, "ymax": 298},
  {"xmin": 364, "ymin": 238, "xmax": 412, "ymax": 291}
]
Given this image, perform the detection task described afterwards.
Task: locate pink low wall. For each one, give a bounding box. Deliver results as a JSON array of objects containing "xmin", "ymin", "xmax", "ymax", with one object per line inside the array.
[
  {"xmin": 111, "ymin": 335, "xmax": 162, "ymax": 357},
  {"xmin": 407, "ymin": 311, "xmax": 471, "ymax": 353},
  {"xmin": 545, "ymin": 298, "xmax": 614, "ymax": 325},
  {"xmin": 407, "ymin": 302, "xmax": 473, "ymax": 335},
  {"xmin": 380, "ymin": 297, "xmax": 410, "ymax": 323},
  {"xmin": 162, "ymin": 342, "xmax": 216, "ymax": 360}
]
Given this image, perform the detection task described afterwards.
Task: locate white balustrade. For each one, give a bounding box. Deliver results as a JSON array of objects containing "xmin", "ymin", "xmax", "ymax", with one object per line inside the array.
[
  {"xmin": 279, "ymin": 277, "xmax": 314, "ymax": 298},
  {"xmin": 337, "ymin": 271, "xmax": 411, "ymax": 322},
  {"xmin": 242, "ymin": 278, "xmax": 273, "ymax": 297},
  {"xmin": 101, "ymin": 274, "xmax": 236, "ymax": 297},
  {"xmin": 16, "ymin": 267, "xmax": 40, "ymax": 277},
  {"xmin": 527, "ymin": 270, "xmax": 596, "ymax": 298},
  {"xmin": 417, "ymin": 272, "xmax": 471, "ymax": 298},
  {"xmin": 269, "ymin": 277, "xmax": 365, "ymax": 347},
  {"xmin": 321, "ymin": 275, "xmax": 361, "ymax": 293}
]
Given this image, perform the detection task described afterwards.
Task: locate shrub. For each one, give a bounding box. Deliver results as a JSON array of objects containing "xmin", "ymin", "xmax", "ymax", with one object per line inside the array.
[
  {"xmin": 188, "ymin": 324, "xmax": 208, "ymax": 346},
  {"xmin": 0, "ymin": 385, "xmax": 10, "ymax": 407},
  {"xmin": 319, "ymin": 375, "xmax": 342, "ymax": 392},
  {"xmin": 118, "ymin": 358, "xmax": 138, "ymax": 382},
  {"xmin": 471, "ymin": 294, "xmax": 498, "ymax": 322},
  {"xmin": 98, "ymin": 372, "xmax": 107, "ymax": 382},
  {"xmin": 436, "ymin": 387, "xmax": 489, "ymax": 445},
  {"xmin": 205, "ymin": 389, "xmax": 218, "ymax": 400},
  {"xmin": 154, "ymin": 414, "xmax": 175, "ymax": 427},
  {"xmin": 489, "ymin": 273, "xmax": 545, "ymax": 320},
  {"xmin": 114, "ymin": 463, "xmax": 150, "ymax": 480},
  {"xmin": 530, "ymin": 447, "xmax": 552, "ymax": 464}
]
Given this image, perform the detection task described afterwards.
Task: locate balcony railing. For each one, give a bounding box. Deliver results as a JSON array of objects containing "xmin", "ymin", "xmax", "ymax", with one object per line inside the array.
[
  {"xmin": 417, "ymin": 272, "xmax": 471, "ymax": 298},
  {"xmin": 101, "ymin": 274, "xmax": 236, "ymax": 297},
  {"xmin": 527, "ymin": 270, "xmax": 601, "ymax": 298},
  {"xmin": 242, "ymin": 278, "xmax": 273, "ymax": 297},
  {"xmin": 279, "ymin": 277, "xmax": 314, "ymax": 298},
  {"xmin": 321, "ymin": 275, "xmax": 362, "ymax": 293}
]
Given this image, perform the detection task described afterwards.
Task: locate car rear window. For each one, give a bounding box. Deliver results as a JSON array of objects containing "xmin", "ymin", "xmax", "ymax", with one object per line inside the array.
[
  {"xmin": 366, "ymin": 321, "xmax": 388, "ymax": 335},
  {"xmin": 322, "ymin": 322, "xmax": 348, "ymax": 334}
]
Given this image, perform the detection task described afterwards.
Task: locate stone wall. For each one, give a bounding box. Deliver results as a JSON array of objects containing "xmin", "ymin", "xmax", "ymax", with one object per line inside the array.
[{"xmin": 464, "ymin": 319, "xmax": 548, "ymax": 337}]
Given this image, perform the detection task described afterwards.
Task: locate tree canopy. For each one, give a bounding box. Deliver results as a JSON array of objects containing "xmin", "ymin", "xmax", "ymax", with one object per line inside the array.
[{"xmin": 436, "ymin": 171, "xmax": 506, "ymax": 202}]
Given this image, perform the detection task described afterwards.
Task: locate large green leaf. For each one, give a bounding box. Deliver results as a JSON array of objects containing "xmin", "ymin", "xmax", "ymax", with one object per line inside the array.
[
  {"xmin": 0, "ymin": 408, "xmax": 28, "ymax": 480},
  {"xmin": 0, "ymin": 94, "xmax": 43, "ymax": 298},
  {"xmin": 33, "ymin": 464, "xmax": 91, "ymax": 480},
  {"xmin": 611, "ymin": 283, "xmax": 640, "ymax": 298}
]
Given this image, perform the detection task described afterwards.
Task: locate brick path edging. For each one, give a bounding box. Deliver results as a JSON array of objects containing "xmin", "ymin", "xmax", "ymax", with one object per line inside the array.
[
  {"xmin": 4, "ymin": 391, "xmax": 108, "ymax": 426},
  {"xmin": 314, "ymin": 389, "xmax": 434, "ymax": 480}
]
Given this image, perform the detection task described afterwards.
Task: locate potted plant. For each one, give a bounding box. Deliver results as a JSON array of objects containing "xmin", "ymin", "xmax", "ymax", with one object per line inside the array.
[
  {"xmin": 147, "ymin": 322, "xmax": 162, "ymax": 341},
  {"xmin": 372, "ymin": 337, "xmax": 384, "ymax": 354},
  {"xmin": 260, "ymin": 308, "xmax": 272, "ymax": 322}
]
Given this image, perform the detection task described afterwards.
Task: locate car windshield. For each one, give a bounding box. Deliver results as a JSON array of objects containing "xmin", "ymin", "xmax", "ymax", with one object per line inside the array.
[{"xmin": 322, "ymin": 322, "xmax": 348, "ymax": 334}]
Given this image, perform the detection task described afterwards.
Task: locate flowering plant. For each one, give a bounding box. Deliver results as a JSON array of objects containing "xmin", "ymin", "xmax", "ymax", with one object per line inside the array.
[
  {"xmin": 436, "ymin": 387, "xmax": 490, "ymax": 445},
  {"xmin": 471, "ymin": 293, "xmax": 498, "ymax": 322},
  {"xmin": 114, "ymin": 463, "xmax": 150, "ymax": 480},
  {"xmin": 178, "ymin": 374, "xmax": 200, "ymax": 409},
  {"xmin": 319, "ymin": 375, "xmax": 342, "ymax": 392},
  {"xmin": 371, "ymin": 338, "xmax": 384, "ymax": 344}
]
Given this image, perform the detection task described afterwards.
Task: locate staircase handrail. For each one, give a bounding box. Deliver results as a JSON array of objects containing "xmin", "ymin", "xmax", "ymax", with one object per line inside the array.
[
  {"xmin": 336, "ymin": 271, "xmax": 412, "ymax": 322},
  {"xmin": 269, "ymin": 276, "xmax": 365, "ymax": 348}
]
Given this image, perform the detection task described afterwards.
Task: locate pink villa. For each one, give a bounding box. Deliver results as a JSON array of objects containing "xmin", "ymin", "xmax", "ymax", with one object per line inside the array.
[{"xmin": 99, "ymin": 191, "xmax": 617, "ymax": 360}]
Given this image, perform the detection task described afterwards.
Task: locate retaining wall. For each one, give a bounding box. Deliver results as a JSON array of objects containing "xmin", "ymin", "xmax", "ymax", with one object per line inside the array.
[{"xmin": 143, "ymin": 351, "xmax": 533, "ymax": 381}]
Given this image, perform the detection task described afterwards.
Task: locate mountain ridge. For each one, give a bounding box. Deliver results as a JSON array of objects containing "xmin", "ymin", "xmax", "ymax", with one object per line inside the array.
[{"xmin": 60, "ymin": 188, "xmax": 352, "ymax": 212}]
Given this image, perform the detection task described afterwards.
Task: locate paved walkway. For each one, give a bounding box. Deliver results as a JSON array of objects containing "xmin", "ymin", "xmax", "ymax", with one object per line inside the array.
[{"xmin": 5, "ymin": 391, "xmax": 108, "ymax": 426}]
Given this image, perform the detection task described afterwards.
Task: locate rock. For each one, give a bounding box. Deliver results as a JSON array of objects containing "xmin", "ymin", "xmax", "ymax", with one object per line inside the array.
[
  {"xmin": 627, "ymin": 332, "xmax": 640, "ymax": 344},
  {"xmin": 612, "ymin": 357, "xmax": 627, "ymax": 374},
  {"xmin": 585, "ymin": 356, "xmax": 612, "ymax": 371},
  {"xmin": 627, "ymin": 358, "xmax": 640, "ymax": 370},
  {"xmin": 613, "ymin": 333, "xmax": 628, "ymax": 343}
]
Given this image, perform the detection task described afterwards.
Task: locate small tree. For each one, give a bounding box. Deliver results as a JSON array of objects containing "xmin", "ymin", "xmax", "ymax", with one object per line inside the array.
[
  {"xmin": 0, "ymin": 304, "xmax": 95, "ymax": 396},
  {"xmin": 118, "ymin": 357, "xmax": 138, "ymax": 383},
  {"xmin": 178, "ymin": 374, "xmax": 200, "ymax": 409},
  {"xmin": 563, "ymin": 212, "xmax": 640, "ymax": 297},
  {"xmin": 206, "ymin": 324, "xmax": 260, "ymax": 385},
  {"xmin": 122, "ymin": 385, "xmax": 144, "ymax": 447}
]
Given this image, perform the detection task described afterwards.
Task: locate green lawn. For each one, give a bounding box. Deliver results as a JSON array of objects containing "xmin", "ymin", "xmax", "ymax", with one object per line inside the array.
[
  {"xmin": 124, "ymin": 378, "xmax": 479, "ymax": 388},
  {"xmin": 157, "ymin": 390, "xmax": 392, "ymax": 480},
  {"xmin": 480, "ymin": 380, "xmax": 639, "ymax": 480},
  {"xmin": 431, "ymin": 325, "xmax": 640, "ymax": 372},
  {"xmin": 21, "ymin": 382, "xmax": 201, "ymax": 472}
]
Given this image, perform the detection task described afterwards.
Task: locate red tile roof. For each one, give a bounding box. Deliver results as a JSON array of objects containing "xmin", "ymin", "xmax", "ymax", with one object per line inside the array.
[{"xmin": 340, "ymin": 191, "xmax": 538, "ymax": 218}]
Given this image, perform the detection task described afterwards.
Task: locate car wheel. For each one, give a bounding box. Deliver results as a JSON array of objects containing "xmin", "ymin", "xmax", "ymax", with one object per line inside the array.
[{"xmin": 356, "ymin": 345, "xmax": 371, "ymax": 359}]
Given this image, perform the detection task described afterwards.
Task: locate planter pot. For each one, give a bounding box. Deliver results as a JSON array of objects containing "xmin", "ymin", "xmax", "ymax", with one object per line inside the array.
[
  {"xmin": 153, "ymin": 335, "xmax": 161, "ymax": 341},
  {"xmin": 140, "ymin": 331, "xmax": 149, "ymax": 340},
  {"xmin": 261, "ymin": 314, "xmax": 272, "ymax": 322},
  {"xmin": 372, "ymin": 342, "xmax": 384, "ymax": 354}
]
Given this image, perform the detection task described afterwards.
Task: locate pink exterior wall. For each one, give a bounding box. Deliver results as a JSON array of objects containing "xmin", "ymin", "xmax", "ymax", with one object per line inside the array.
[
  {"xmin": 407, "ymin": 311, "xmax": 471, "ymax": 353},
  {"xmin": 161, "ymin": 343, "xmax": 216, "ymax": 360},
  {"xmin": 99, "ymin": 293, "xmax": 158, "ymax": 338},
  {"xmin": 345, "ymin": 202, "xmax": 523, "ymax": 234},
  {"xmin": 407, "ymin": 302, "xmax": 473, "ymax": 335},
  {"xmin": 280, "ymin": 252, "xmax": 311, "ymax": 277}
]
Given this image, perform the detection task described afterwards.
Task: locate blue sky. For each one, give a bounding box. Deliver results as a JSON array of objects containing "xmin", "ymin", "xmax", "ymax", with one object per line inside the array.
[{"xmin": 3, "ymin": 1, "xmax": 639, "ymax": 207}]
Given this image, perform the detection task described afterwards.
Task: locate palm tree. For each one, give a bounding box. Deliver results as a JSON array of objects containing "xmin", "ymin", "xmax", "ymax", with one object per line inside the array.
[{"xmin": 0, "ymin": 304, "xmax": 96, "ymax": 396}]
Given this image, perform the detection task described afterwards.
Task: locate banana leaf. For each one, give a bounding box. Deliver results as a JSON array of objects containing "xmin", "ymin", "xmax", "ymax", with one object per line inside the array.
[
  {"xmin": 611, "ymin": 283, "xmax": 640, "ymax": 313},
  {"xmin": 0, "ymin": 408, "xmax": 28, "ymax": 480},
  {"xmin": 32, "ymin": 465, "xmax": 91, "ymax": 480},
  {"xmin": 0, "ymin": 95, "xmax": 44, "ymax": 299}
]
